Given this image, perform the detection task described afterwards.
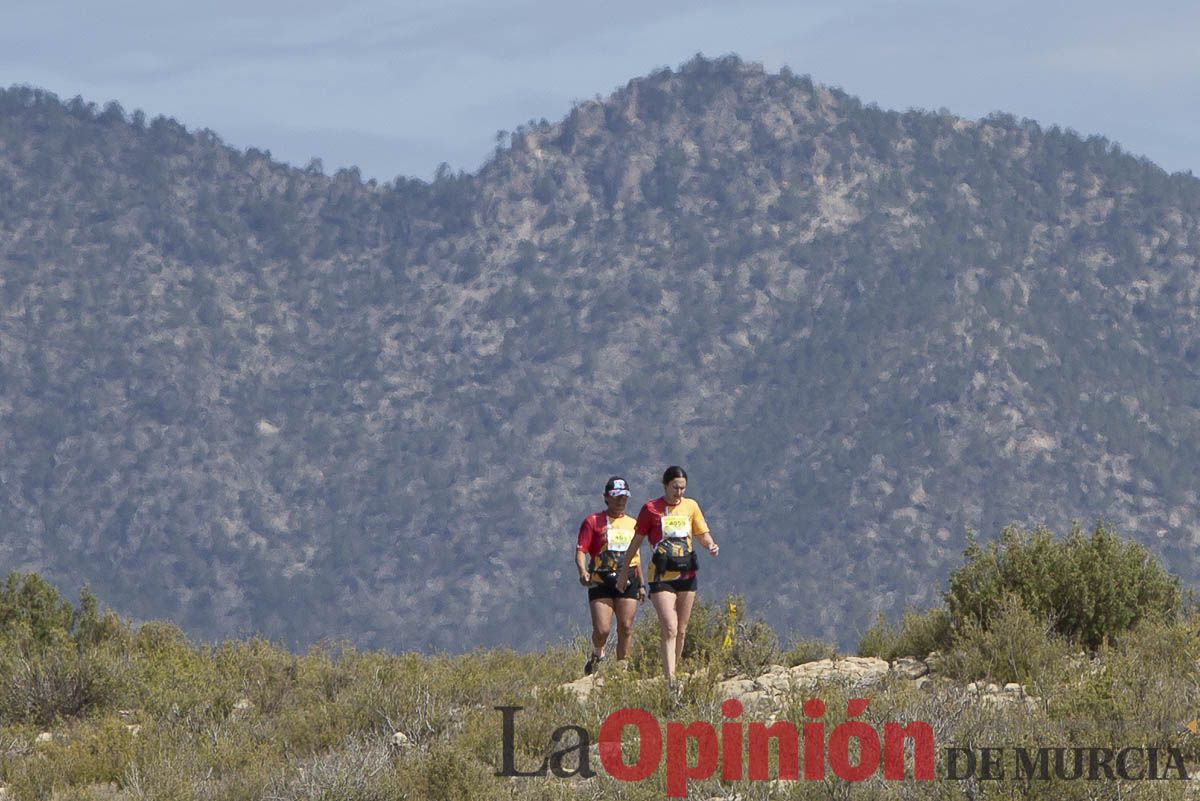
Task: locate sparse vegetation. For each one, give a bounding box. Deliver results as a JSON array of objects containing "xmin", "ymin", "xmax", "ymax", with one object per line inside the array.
[
  {"xmin": 857, "ymin": 607, "xmax": 952, "ymax": 662},
  {"xmin": 860, "ymin": 522, "xmax": 1181, "ymax": 686},
  {"xmin": 947, "ymin": 522, "xmax": 1180, "ymax": 649},
  {"xmin": 1, "ymin": 525, "xmax": 1196, "ymax": 800}
]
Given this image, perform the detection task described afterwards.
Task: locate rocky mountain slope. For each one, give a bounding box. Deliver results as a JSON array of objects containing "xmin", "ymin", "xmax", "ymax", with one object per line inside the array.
[{"xmin": 3, "ymin": 55, "xmax": 1200, "ymax": 650}]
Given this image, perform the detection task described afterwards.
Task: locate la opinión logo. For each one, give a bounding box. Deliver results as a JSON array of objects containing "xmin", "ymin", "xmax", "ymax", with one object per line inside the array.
[
  {"xmin": 497, "ymin": 700, "xmax": 1194, "ymax": 797},
  {"xmin": 496, "ymin": 697, "xmax": 934, "ymax": 798}
]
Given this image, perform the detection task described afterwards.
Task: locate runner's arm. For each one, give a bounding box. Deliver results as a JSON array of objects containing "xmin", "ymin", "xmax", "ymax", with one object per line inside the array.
[
  {"xmin": 615, "ymin": 533, "xmax": 646, "ymax": 592},
  {"xmin": 575, "ymin": 547, "xmax": 591, "ymax": 585}
]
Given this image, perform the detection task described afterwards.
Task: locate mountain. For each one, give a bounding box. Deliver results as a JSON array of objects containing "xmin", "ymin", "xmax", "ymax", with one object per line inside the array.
[{"xmin": 3, "ymin": 55, "xmax": 1200, "ymax": 651}]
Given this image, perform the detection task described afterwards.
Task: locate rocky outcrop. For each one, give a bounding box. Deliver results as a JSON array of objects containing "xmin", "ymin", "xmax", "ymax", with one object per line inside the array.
[
  {"xmin": 890, "ymin": 656, "xmax": 930, "ymax": 680},
  {"xmin": 964, "ymin": 680, "xmax": 1039, "ymax": 712},
  {"xmin": 718, "ymin": 657, "xmax": 890, "ymax": 712},
  {"xmin": 558, "ymin": 654, "xmax": 1038, "ymax": 714}
]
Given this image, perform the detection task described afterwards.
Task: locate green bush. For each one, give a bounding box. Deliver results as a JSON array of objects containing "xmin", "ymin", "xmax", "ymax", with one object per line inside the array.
[
  {"xmin": 943, "ymin": 593, "xmax": 1071, "ymax": 685},
  {"xmin": 72, "ymin": 588, "xmax": 128, "ymax": 650},
  {"xmin": 782, "ymin": 636, "xmax": 837, "ymax": 666},
  {"xmin": 680, "ymin": 595, "xmax": 780, "ymax": 677},
  {"xmin": 856, "ymin": 616, "xmax": 892, "ymax": 660},
  {"xmin": 0, "ymin": 574, "xmax": 129, "ymax": 655},
  {"xmin": 131, "ymin": 622, "xmax": 240, "ymax": 725},
  {"xmin": 1053, "ymin": 614, "xmax": 1200, "ymax": 740},
  {"xmin": 725, "ymin": 618, "xmax": 781, "ymax": 678},
  {"xmin": 3, "ymin": 716, "xmax": 138, "ymax": 800},
  {"xmin": 857, "ymin": 607, "xmax": 951, "ymax": 660},
  {"xmin": 0, "ymin": 646, "xmax": 131, "ymax": 726},
  {"xmin": 418, "ymin": 742, "xmax": 496, "ymax": 801},
  {"xmin": 946, "ymin": 522, "xmax": 1180, "ymax": 649},
  {"xmin": 0, "ymin": 573, "xmax": 76, "ymax": 650},
  {"xmin": 265, "ymin": 734, "xmax": 394, "ymax": 801}
]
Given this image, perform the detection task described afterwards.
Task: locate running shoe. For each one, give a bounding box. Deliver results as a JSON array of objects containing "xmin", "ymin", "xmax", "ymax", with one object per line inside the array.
[{"xmin": 584, "ymin": 652, "xmax": 603, "ymax": 676}]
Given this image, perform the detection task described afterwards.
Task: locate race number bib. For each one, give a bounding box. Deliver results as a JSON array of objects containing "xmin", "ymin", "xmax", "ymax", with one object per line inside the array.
[
  {"xmin": 661, "ymin": 514, "xmax": 689, "ymax": 539},
  {"xmin": 606, "ymin": 524, "xmax": 634, "ymax": 553}
]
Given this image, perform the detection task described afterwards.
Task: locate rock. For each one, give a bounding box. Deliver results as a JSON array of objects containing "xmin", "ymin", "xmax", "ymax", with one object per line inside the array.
[
  {"xmin": 787, "ymin": 656, "xmax": 889, "ymax": 687},
  {"xmin": 557, "ymin": 668, "xmax": 690, "ymax": 703},
  {"xmin": 732, "ymin": 689, "xmax": 778, "ymax": 715},
  {"xmin": 959, "ymin": 679, "xmax": 1040, "ymax": 713},
  {"xmin": 561, "ymin": 674, "xmax": 603, "ymax": 703},
  {"xmin": 717, "ymin": 657, "xmax": 889, "ymax": 709},
  {"xmin": 890, "ymin": 657, "xmax": 929, "ymax": 680},
  {"xmin": 752, "ymin": 668, "xmax": 795, "ymax": 694},
  {"xmin": 35, "ymin": 732, "xmax": 53, "ymax": 744},
  {"xmin": 125, "ymin": 724, "xmax": 141, "ymax": 737},
  {"xmin": 719, "ymin": 677, "xmax": 759, "ymax": 698},
  {"xmin": 978, "ymin": 691, "xmax": 1039, "ymax": 714},
  {"xmin": 391, "ymin": 731, "xmax": 412, "ymax": 748}
]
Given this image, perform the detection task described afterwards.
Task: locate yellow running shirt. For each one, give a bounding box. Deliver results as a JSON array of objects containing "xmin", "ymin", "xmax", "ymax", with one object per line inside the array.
[{"xmin": 635, "ymin": 497, "xmax": 709, "ymax": 582}]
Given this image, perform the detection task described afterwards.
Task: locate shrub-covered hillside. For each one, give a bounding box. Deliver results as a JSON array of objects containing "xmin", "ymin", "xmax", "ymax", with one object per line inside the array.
[
  {"xmin": 5, "ymin": 55, "xmax": 1200, "ymax": 650},
  {"xmin": 1, "ymin": 526, "xmax": 1197, "ymax": 800}
]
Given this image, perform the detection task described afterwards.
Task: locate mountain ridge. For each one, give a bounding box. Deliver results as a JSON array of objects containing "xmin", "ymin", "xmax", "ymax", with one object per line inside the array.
[{"xmin": 2, "ymin": 54, "xmax": 1200, "ymax": 651}]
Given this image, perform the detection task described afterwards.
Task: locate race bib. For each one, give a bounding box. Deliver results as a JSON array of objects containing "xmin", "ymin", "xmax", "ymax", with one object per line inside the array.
[
  {"xmin": 661, "ymin": 514, "xmax": 689, "ymax": 539},
  {"xmin": 606, "ymin": 523, "xmax": 634, "ymax": 553}
]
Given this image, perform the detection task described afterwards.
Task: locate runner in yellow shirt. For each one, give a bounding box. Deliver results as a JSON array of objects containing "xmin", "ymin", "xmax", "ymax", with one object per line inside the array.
[{"xmin": 617, "ymin": 466, "xmax": 719, "ymax": 683}]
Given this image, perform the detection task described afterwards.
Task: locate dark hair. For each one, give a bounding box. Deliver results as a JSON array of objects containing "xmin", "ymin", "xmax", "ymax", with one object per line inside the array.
[{"xmin": 661, "ymin": 465, "xmax": 688, "ymax": 485}]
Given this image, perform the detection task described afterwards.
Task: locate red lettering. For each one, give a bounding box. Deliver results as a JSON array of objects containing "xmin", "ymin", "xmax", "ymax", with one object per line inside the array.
[
  {"xmin": 748, "ymin": 721, "xmax": 799, "ymax": 780},
  {"xmin": 721, "ymin": 699, "xmax": 743, "ymax": 780},
  {"xmin": 599, "ymin": 708, "xmax": 662, "ymax": 782},
  {"xmin": 883, "ymin": 721, "xmax": 935, "ymax": 780},
  {"xmin": 665, "ymin": 721, "xmax": 718, "ymax": 798},
  {"xmin": 828, "ymin": 700, "xmax": 880, "ymax": 782},
  {"xmin": 803, "ymin": 698, "xmax": 826, "ymax": 779}
]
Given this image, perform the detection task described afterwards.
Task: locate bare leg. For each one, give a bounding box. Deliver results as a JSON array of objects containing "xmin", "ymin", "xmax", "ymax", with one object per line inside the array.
[
  {"xmin": 589, "ymin": 597, "xmax": 615, "ymax": 657},
  {"xmin": 673, "ymin": 591, "xmax": 697, "ymax": 668},
  {"xmin": 651, "ymin": 591, "xmax": 680, "ymax": 680},
  {"xmin": 613, "ymin": 597, "xmax": 638, "ymax": 660}
]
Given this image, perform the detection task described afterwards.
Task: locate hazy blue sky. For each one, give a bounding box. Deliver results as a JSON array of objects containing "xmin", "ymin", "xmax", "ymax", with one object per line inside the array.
[{"xmin": 2, "ymin": 0, "xmax": 1197, "ymax": 182}]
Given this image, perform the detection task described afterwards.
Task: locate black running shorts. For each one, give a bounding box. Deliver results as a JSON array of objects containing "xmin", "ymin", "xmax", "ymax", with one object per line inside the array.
[
  {"xmin": 649, "ymin": 576, "xmax": 698, "ymax": 594},
  {"xmin": 588, "ymin": 581, "xmax": 641, "ymax": 601}
]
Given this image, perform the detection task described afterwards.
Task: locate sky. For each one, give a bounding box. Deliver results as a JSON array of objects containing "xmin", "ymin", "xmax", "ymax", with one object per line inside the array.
[{"xmin": 2, "ymin": 0, "xmax": 1198, "ymax": 183}]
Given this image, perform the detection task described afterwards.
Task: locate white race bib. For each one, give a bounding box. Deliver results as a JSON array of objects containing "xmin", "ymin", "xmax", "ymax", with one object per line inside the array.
[
  {"xmin": 606, "ymin": 523, "xmax": 634, "ymax": 553},
  {"xmin": 661, "ymin": 514, "xmax": 689, "ymax": 539}
]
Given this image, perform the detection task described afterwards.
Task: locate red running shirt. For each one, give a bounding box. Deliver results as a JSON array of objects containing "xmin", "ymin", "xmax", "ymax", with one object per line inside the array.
[{"xmin": 576, "ymin": 512, "xmax": 640, "ymax": 566}]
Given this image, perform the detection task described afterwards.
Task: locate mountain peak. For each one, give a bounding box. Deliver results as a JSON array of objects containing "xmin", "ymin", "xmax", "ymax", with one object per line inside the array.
[{"xmin": 2, "ymin": 61, "xmax": 1199, "ymax": 651}]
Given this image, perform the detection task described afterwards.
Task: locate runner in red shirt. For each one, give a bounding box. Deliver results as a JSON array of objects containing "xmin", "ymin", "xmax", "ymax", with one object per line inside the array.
[
  {"xmin": 575, "ymin": 476, "xmax": 646, "ymax": 674},
  {"xmin": 617, "ymin": 466, "xmax": 719, "ymax": 683}
]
